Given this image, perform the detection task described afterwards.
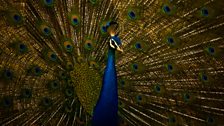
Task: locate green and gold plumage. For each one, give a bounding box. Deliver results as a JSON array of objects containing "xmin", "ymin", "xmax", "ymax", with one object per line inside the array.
[
  {"xmin": 71, "ymin": 62, "xmax": 101, "ymax": 115},
  {"xmin": 0, "ymin": 0, "xmax": 224, "ymax": 125}
]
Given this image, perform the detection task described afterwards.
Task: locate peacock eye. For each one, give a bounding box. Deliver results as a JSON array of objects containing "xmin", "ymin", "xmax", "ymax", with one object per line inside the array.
[
  {"xmin": 13, "ymin": 14, "xmax": 21, "ymax": 22},
  {"xmin": 111, "ymin": 39, "xmax": 117, "ymax": 48},
  {"xmin": 201, "ymin": 8, "xmax": 209, "ymax": 17},
  {"xmin": 128, "ymin": 11, "xmax": 136, "ymax": 19}
]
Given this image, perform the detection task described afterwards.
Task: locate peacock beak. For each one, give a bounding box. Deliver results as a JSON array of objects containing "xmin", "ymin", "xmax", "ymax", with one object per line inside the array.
[{"xmin": 116, "ymin": 45, "xmax": 123, "ymax": 52}]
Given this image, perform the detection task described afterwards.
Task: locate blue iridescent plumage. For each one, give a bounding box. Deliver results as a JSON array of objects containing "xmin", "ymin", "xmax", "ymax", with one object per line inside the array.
[
  {"xmin": 92, "ymin": 27, "xmax": 121, "ymax": 126},
  {"xmin": 92, "ymin": 47, "xmax": 118, "ymax": 126}
]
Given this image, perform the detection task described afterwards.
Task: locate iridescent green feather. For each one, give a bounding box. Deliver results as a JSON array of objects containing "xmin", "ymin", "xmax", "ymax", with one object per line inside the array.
[
  {"xmin": 70, "ymin": 63, "xmax": 102, "ymax": 115},
  {"xmin": 6, "ymin": 10, "xmax": 23, "ymax": 26}
]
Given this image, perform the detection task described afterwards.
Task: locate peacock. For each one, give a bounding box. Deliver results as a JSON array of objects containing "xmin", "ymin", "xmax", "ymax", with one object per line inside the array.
[{"xmin": 0, "ymin": 0, "xmax": 224, "ymax": 125}]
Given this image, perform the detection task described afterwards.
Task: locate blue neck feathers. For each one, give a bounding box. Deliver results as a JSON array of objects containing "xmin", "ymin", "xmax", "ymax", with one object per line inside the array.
[{"xmin": 92, "ymin": 47, "xmax": 118, "ymax": 126}]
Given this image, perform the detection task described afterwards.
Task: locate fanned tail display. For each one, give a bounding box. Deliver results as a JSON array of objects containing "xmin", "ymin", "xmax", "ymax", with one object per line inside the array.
[{"xmin": 0, "ymin": 0, "xmax": 224, "ymax": 125}]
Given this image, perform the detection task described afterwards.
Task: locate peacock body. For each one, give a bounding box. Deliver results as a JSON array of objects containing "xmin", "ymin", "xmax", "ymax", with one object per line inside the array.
[{"xmin": 0, "ymin": 0, "xmax": 224, "ymax": 126}]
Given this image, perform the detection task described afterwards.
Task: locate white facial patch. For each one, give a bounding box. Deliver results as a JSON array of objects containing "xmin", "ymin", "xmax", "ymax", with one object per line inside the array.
[{"xmin": 109, "ymin": 39, "xmax": 123, "ymax": 52}]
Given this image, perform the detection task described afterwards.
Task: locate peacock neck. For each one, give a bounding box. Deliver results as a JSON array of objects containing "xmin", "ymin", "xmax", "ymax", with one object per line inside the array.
[{"xmin": 92, "ymin": 47, "xmax": 118, "ymax": 126}]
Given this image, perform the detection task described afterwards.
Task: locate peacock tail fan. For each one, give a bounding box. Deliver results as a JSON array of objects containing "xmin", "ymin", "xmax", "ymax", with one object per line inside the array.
[{"xmin": 0, "ymin": 0, "xmax": 224, "ymax": 125}]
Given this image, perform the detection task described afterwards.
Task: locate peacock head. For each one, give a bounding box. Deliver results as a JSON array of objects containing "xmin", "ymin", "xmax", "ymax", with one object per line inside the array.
[
  {"xmin": 109, "ymin": 34, "xmax": 123, "ymax": 52},
  {"xmin": 107, "ymin": 21, "xmax": 123, "ymax": 52}
]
